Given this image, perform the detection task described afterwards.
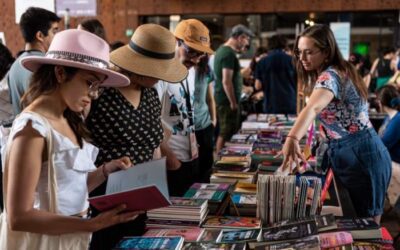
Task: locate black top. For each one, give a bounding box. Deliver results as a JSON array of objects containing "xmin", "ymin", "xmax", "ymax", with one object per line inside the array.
[{"xmin": 87, "ymin": 87, "xmax": 163, "ymax": 168}]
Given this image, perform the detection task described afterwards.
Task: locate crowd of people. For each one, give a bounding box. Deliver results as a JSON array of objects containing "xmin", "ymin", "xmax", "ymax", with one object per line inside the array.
[{"xmin": 0, "ymin": 6, "xmax": 399, "ymax": 249}]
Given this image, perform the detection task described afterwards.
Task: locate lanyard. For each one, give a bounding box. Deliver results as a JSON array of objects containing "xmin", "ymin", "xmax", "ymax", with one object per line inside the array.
[{"xmin": 180, "ymin": 80, "xmax": 193, "ymax": 126}]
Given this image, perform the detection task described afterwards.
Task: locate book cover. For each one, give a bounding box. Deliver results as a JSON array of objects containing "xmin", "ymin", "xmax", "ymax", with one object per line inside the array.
[
  {"xmin": 315, "ymin": 213, "xmax": 338, "ymax": 232},
  {"xmin": 216, "ymin": 229, "xmax": 261, "ymax": 243},
  {"xmin": 202, "ymin": 216, "xmax": 261, "ymax": 229},
  {"xmin": 184, "ymin": 189, "xmax": 226, "ymax": 202},
  {"xmin": 231, "ymin": 193, "xmax": 257, "ymax": 206},
  {"xmin": 190, "ymin": 183, "xmax": 231, "ymax": 191},
  {"xmin": 89, "ymin": 185, "xmax": 170, "ymax": 212},
  {"xmin": 113, "ymin": 236, "xmax": 184, "ymax": 250},
  {"xmin": 319, "ymin": 231, "xmax": 353, "ymax": 248},
  {"xmin": 253, "ymin": 235, "xmax": 320, "ymax": 250},
  {"xmin": 197, "ymin": 229, "xmax": 221, "ymax": 242},
  {"xmin": 168, "ymin": 197, "xmax": 207, "ymax": 208},
  {"xmin": 261, "ymin": 219, "xmax": 318, "ymax": 242},
  {"xmin": 336, "ymin": 218, "xmax": 381, "ymax": 240},
  {"xmin": 181, "ymin": 242, "xmax": 246, "ymax": 250},
  {"xmin": 144, "ymin": 227, "xmax": 204, "ymax": 242}
]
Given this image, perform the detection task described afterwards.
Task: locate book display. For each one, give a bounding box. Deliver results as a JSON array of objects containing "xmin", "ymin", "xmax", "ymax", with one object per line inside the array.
[{"xmin": 110, "ymin": 114, "xmax": 395, "ymax": 250}]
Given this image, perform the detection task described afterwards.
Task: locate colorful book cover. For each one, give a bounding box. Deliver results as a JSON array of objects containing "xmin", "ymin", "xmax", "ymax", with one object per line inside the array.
[
  {"xmin": 181, "ymin": 242, "xmax": 246, "ymax": 250},
  {"xmin": 144, "ymin": 227, "xmax": 204, "ymax": 242},
  {"xmin": 202, "ymin": 216, "xmax": 261, "ymax": 229},
  {"xmin": 189, "ymin": 183, "xmax": 230, "ymax": 191},
  {"xmin": 231, "ymin": 193, "xmax": 257, "ymax": 205},
  {"xmin": 217, "ymin": 229, "xmax": 261, "ymax": 243},
  {"xmin": 184, "ymin": 189, "xmax": 226, "ymax": 202},
  {"xmin": 254, "ymin": 235, "xmax": 320, "ymax": 250},
  {"xmin": 169, "ymin": 197, "xmax": 207, "ymax": 208},
  {"xmin": 319, "ymin": 231, "xmax": 353, "ymax": 248},
  {"xmin": 114, "ymin": 236, "xmax": 184, "ymax": 250}
]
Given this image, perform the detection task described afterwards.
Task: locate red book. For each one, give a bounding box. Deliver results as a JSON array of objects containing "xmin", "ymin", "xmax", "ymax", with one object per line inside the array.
[
  {"xmin": 321, "ymin": 168, "xmax": 334, "ymax": 205},
  {"xmin": 88, "ymin": 185, "xmax": 171, "ymax": 212}
]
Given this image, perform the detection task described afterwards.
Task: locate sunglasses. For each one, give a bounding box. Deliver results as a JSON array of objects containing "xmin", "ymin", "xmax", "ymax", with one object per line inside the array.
[
  {"xmin": 178, "ymin": 40, "xmax": 206, "ymax": 58},
  {"xmin": 86, "ymin": 79, "xmax": 104, "ymax": 100}
]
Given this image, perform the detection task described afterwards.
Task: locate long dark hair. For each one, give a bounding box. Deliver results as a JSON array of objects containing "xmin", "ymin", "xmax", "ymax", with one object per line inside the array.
[
  {"xmin": 294, "ymin": 24, "xmax": 367, "ymax": 99},
  {"xmin": 21, "ymin": 65, "xmax": 90, "ymax": 147},
  {"xmin": 377, "ymin": 84, "xmax": 400, "ymax": 111},
  {"xmin": 196, "ymin": 55, "xmax": 210, "ymax": 81}
]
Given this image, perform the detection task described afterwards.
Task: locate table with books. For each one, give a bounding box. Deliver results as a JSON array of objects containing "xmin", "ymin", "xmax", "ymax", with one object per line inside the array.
[{"xmin": 112, "ymin": 114, "xmax": 395, "ymax": 250}]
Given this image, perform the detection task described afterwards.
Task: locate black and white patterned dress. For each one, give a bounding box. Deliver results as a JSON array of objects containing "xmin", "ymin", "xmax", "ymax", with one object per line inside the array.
[
  {"xmin": 86, "ymin": 87, "xmax": 164, "ymax": 249},
  {"xmin": 87, "ymin": 87, "xmax": 163, "ymax": 167}
]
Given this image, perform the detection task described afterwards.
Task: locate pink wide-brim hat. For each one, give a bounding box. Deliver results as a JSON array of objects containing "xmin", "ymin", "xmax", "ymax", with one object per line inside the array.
[{"xmin": 21, "ymin": 29, "xmax": 129, "ymax": 87}]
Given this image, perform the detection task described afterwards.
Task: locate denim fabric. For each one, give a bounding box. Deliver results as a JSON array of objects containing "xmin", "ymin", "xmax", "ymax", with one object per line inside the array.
[{"xmin": 327, "ymin": 128, "xmax": 392, "ymax": 217}]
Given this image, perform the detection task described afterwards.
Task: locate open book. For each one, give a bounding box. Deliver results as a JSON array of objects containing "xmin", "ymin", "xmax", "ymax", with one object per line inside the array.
[{"xmin": 89, "ymin": 158, "xmax": 171, "ymax": 211}]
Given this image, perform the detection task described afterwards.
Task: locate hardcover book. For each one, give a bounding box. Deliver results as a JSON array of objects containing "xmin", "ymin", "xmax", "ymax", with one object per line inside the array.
[
  {"xmin": 89, "ymin": 158, "xmax": 170, "ymax": 212},
  {"xmin": 319, "ymin": 231, "xmax": 353, "ymax": 248}
]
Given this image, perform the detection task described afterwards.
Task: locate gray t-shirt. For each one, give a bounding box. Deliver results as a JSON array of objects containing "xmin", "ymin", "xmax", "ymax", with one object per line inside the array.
[{"xmin": 8, "ymin": 50, "xmax": 44, "ymax": 115}]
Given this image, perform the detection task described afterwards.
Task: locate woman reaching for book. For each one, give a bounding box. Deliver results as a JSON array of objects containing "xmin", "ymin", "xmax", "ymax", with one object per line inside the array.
[
  {"xmin": 0, "ymin": 30, "xmax": 143, "ymax": 249},
  {"xmin": 279, "ymin": 24, "xmax": 391, "ymax": 224}
]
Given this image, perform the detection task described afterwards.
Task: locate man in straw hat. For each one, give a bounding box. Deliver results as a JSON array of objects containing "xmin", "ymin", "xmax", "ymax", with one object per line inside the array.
[
  {"xmin": 155, "ymin": 19, "xmax": 214, "ymax": 197},
  {"xmin": 86, "ymin": 24, "xmax": 188, "ymax": 250},
  {"xmin": 214, "ymin": 24, "xmax": 254, "ymax": 153}
]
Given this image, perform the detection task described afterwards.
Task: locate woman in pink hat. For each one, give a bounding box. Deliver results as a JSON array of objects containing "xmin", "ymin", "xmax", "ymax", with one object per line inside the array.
[
  {"xmin": 86, "ymin": 23, "xmax": 188, "ymax": 250},
  {"xmin": 0, "ymin": 29, "xmax": 142, "ymax": 249}
]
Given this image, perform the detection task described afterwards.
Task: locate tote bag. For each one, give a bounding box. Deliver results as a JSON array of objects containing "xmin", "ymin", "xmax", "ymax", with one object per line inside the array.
[{"xmin": 0, "ymin": 112, "xmax": 91, "ymax": 250}]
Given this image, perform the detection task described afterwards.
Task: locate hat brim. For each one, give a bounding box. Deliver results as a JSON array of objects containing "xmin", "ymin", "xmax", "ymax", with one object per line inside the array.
[
  {"xmin": 20, "ymin": 56, "xmax": 130, "ymax": 88},
  {"xmin": 110, "ymin": 45, "xmax": 188, "ymax": 83},
  {"xmin": 184, "ymin": 41, "xmax": 214, "ymax": 55}
]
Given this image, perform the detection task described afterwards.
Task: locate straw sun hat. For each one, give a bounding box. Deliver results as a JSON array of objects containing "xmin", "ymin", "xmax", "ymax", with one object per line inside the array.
[
  {"xmin": 110, "ymin": 24, "xmax": 188, "ymax": 83},
  {"xmin": 21, "ymin": 29, "xmax": 129, "ymax": 87}
]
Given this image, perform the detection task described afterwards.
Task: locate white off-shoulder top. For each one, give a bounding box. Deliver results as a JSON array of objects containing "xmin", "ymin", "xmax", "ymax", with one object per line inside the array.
[{"xmin": 1, "ymin": 112, "xmax": 98, "ymax": 216}]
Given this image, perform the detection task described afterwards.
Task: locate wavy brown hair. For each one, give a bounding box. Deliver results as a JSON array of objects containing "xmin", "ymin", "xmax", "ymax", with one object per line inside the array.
[
  {"xmin": 21, "ymin": 64, "xmax": 90, "ymax": 147},
  {"xmin": 294, "ymin": 24, "xmax": 368, "ymax": 99}
]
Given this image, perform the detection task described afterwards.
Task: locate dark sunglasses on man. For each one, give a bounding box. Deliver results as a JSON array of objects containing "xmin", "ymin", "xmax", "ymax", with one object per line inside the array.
[{"xmin": 177, "ymin": 39, "xmax": 206, "ymax": 58}]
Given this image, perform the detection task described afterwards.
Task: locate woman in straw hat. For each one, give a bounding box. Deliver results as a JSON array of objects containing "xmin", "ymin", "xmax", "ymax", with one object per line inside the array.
[
  {"xmin": 0, "ymin": 29, "xmax": 143, "ymax": 249},
  {"xmin": 86, "ymin": 24, "xmax": 187, "ymax": 249}
]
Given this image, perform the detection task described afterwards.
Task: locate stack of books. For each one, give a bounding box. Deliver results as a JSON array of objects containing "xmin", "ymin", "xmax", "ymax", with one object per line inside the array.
[
  {"xmin": 146, "ymin": 197, "xmax": 208, "ymax": 228},
  {"xmin": 183, "ymin": 183, "xmax": 231, "ymax": 215},
  {"xmin": 201, "ymin": 215, "xmax": 262, "ymax": 230}
]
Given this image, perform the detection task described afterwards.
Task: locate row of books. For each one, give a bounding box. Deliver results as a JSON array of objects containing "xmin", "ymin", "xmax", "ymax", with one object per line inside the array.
[
  {"xmin": 257, "ymin": 175, "xmax": 322, "ymax": 224},
  {"xmin": 114, "ymin": 215, "xmax": 393, "ymax": 249}
]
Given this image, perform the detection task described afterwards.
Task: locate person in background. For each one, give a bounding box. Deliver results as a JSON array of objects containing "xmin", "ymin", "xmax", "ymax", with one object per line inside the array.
[
  {"xmin": 77, "ymin": 18, "xmax": 107, "ymax": 42},
  {"xmin": 86, "ymin": 24, "xmax": 188, "ymax": 250},
  {"xmin": 0, "ymin": 43, "xmax": 15, "ymax": 212},
  {"xmin": 155, "ymin": 19, "xmax": 214, "ymax": 196},
  {"xmin": 194, "ymin": 55, "xmax": 217, "ymax": 183},
  {"xmin": 214, "ymin": 24, "xmax": 253, "ymax": 153},
  {"xmin": 349, "ymin": 52, "xmax": 371, "ymax": 89},
  {"xmin": 241, "ymin": 46, "xmax": 267, "ymax": 113},
  {"xmin": 8, "ymin": 7, "xmax": 60, "ymax": 115},
  {"xmin": 0, "ymin": 29, "xmax": 141, "ymax": 249},
  {"xmin": 110, "ymin": 41, "xmax": 125, "ymax": 51},
  {"xmin": 370, "ymin": 47, "xmax": 396, "ymax": 90},
  {"xmin": 377, "ymin": 84, "xmax": 400, "ymax": 216},
  {"xmin": 281, "ymin": 24, "xmax": 391, "ymax": 224},
  {"xmin": 255, "ymin": 34, "xmax": 297, "ymax": 114},
  {"xmin": 0, "ymin": 43, "xmax": 15, "ymax": 125}
]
